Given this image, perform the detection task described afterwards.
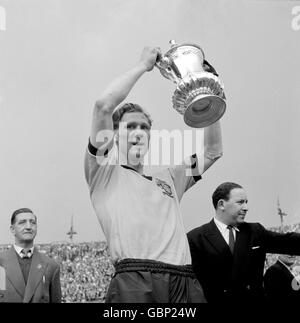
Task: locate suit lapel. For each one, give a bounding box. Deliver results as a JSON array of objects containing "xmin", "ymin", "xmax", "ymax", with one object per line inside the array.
[
  {"xmin": 23, "ymin": 249, "xmax": 47, "ymax": 303},
  {"xmin": 5, "ymin": 248, "xmax": 26, "ymax": 298},
  {"xmin": 204, "ymin": 220, "xmax": 232, "ymax": 257}
]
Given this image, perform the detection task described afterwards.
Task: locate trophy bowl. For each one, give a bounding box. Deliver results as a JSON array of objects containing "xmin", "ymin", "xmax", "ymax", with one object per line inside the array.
[{"xmin": 156, "ymin": 40, "xmax": 226, "ymax": 128}]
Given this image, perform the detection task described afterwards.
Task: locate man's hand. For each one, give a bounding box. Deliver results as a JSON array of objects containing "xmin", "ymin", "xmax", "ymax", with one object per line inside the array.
[
  {"xmin": 140, "ymin": 46, "xmax": 161, "ymax": 71},
  {"xmin": 90, "ymin": 46, "xmax": 160, "ymax": 147}
]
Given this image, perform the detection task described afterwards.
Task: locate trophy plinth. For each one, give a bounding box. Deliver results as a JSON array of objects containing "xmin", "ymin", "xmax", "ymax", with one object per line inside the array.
[{"xmin": 156, "ymin": 40, "xmax": 226, "ymax": 128}]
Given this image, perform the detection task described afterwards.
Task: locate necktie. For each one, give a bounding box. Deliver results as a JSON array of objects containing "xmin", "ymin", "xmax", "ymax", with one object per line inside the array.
[
  {"xmin": 21, "ymin": 249, "xmax": 30, "ymax": 259},
  {"xmin": 227, "ymin": 226, "xmax": 235, "ymax": 254}
]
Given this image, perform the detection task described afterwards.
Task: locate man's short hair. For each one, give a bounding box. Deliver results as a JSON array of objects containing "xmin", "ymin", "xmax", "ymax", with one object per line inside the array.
[
  {"xmin": 112, "ymin": 103, "xmax": 153, "ymax": 130},
  {"xmin": 212, "ymin": 182, "xmax": 243, "ymax": 210},
  {"xmin": 11, "ymin": 208, "xmax": 34, "ymax": 225}
]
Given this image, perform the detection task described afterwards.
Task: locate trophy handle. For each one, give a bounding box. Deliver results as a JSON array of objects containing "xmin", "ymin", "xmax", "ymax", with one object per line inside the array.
[
  {"xmin": 155, "ymin": 54, "xmax": 173, "ymax": 80},
  {"xmin": 155, "ymin": 39, "xmax": 177, "ymax": 70},
  {"xmin": 203, "ymin": 59, "xmax": 219, "ymax": 77},
  {"xmin": 155, "ymin": 53, "xmax": 168, "ymax": 68}
]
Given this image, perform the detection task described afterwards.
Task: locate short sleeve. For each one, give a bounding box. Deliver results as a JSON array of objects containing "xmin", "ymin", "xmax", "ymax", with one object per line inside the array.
[
  {"xmin": 84, "ymin": 139, "xmax": 117, "ymax": 194},
  {"xmin": 168, "ymin": 154, "xmax": 202, "ymax": 201}
]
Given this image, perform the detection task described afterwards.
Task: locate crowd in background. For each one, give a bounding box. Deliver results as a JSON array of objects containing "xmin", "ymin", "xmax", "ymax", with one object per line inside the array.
[
  {"xmin": 0, "ymin": 241, "xmax": 114, "ymax": 302},
  {"xmin": 1, "ymin": 223, "xmax": 300, "ymax": 302},
  {"xmin": 46, "ymin": 242, "xmax": 115, "ymax": 302},
  {"xmin": 264, "ymin": 223, "xmax": 300, "ymax": 276}
]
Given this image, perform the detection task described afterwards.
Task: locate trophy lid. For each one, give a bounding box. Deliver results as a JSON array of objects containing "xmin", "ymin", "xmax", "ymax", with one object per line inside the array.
[{"xmin": 164, "ymin": 40, "xmax": 205, "ymax": 60}]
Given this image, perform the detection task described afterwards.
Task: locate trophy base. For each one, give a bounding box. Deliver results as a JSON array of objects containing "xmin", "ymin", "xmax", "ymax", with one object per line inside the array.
[
  {"xmin": 184, "ymin": 94, "xmax": 226, "ymax": 128},
  {"xmin": 172, "ymin": 72, "xmax": 226, "ymax": 128}
]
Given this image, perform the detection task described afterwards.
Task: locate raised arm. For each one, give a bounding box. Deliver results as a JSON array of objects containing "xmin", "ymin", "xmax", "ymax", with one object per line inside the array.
[
  {"xmin": 203, "ymin": 120, "xmax": 223, "ymax": 173},
  {"xmin": 261, "ymin": 225, "xmax": 300, "ymax": 255},
  {"xmin": 199, "ymin": 59, "xmax": 223, "ymax": 175},
  {"xmin": 90, "ymin": 47, "xmax": 159, "ymax": 149}
]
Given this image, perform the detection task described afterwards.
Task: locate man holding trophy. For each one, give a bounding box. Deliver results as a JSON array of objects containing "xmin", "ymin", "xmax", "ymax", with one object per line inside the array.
[{"xmin": 84, "ymin": 42, "xmax": 225, "ymax": 303}]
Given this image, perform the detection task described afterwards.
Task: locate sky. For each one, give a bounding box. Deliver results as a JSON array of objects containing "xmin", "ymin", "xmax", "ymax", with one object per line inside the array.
[{"xmin": 0, "ymin": 0, "xmax": 299, "ymax": 244}]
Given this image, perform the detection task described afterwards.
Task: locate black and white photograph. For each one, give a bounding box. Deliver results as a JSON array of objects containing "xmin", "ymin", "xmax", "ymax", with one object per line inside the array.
[{"xmin": 0, "ymin": 0, "xmax": 300, "ymax": 315}]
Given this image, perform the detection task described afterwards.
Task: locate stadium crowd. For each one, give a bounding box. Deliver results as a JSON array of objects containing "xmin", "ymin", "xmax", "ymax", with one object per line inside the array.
[
  {"xmin": 1, "ymin": 223, "xmax": 299, "ymax": 302},
  {"xmin": 0, "ymin": 241, "xmax": 115, "ymax": 303},
  {"xmin": 46, "ymin": 242, "xmax": 115, "ymax": 302}
]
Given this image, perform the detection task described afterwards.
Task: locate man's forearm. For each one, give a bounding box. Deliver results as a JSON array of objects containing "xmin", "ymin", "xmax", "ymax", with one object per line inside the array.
[
  {"xmin": 90, "ymin": 47, "xmax": 159, "ymax": 147},
  {"xmin": 95, "ymin": 63, "xmax": 148, "ymax": 112},
  {"xmin": 204, "ymin": 121, "xmax": 223, "ymax": 160}
]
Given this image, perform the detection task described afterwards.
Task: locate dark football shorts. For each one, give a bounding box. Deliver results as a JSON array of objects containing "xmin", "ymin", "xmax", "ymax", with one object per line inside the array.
[{"xmin": 105, "ymin": 258, "xmax": 207, "ymax": 303}]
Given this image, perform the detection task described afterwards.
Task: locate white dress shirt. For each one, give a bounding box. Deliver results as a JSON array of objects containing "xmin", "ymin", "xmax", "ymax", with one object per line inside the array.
[
  {"xmin": 14, "ymin": 245, "xmax": 34, "ymax": 258},
  {"xmin": 214, "ymin": 217, "xmax": 239, "ymax": 245}
]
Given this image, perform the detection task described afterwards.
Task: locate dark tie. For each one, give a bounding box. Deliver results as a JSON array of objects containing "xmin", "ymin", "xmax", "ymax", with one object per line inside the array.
[
  {"xmin": 227, "ymin": 226, "xmax": 235, "ymax": 254},
  {"xmin": 21, "ymin": 249, "xmax": 30, "ymax": 259}
]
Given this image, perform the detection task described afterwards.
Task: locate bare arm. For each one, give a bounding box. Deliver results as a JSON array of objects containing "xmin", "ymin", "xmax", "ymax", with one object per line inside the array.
[
  {"xmin": 197, "ymin": 59, "xmax": 223, "ymax": 175},
  {"xmin": 203, "ymin": 120, "xmax": 223, "ymax": 173},
  {"xmin": 90, "ymin": 47, "xmax": 160, "ymax": 149}
]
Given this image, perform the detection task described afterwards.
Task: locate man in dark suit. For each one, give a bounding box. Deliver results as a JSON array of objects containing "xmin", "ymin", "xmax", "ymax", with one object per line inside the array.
[
  {"xmin": 264, "ymin": 255, "xmax": 300, "ymax": 300},
  {"xmin": 187, "ymin": 182, "xmax": 300, "ymax": 303},
  {"xmin": 0, "ymin": 208, "xmax": 61, "ymax": 303}
]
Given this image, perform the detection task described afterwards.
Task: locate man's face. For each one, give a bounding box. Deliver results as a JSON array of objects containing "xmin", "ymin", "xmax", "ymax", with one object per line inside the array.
[
  {"xmin": 221, "ymin": 188, "xmax": 249, "ymax": 226},
  {"xmin": 116, "ymin": 112, "xmax": 151, "ymax": 165},
  {"xmin": 10, "ymin": 212, "xmax": 37, "ymax": 245}
]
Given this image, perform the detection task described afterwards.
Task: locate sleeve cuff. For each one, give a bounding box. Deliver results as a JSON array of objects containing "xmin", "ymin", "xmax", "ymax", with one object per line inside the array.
[
  {"xmin": 191, "ymin": 153, "xmax": 202, "ymax": 182},
  {"xmin": 88, "ymin": 139, "xmax": 98, "ymax": 157},
  {"xmin": 88, "ymin": 138, "xmax": 110, "ymax": 158}
]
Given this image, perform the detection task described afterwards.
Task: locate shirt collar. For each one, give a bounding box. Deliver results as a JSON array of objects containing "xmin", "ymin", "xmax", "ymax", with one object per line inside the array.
[
  {"xmin": 278, "ymin": 259, "xmax": 293, "ymax": 271},
  {"xmin": 214, "ymin": 217, "xmax": 240, "ymax": 232},
  {"xmin": 14, "ymin": 244, "xmax": 34, "ymax": 258}
]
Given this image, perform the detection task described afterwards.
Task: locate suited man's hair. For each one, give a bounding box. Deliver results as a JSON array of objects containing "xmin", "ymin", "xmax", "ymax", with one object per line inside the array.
[
  {"xmin": 11, "ymin": 208, "xmax": 35, "ymax": 225},
  {"xmin": 212, "ymin": 182, "xmax": 243, "ymax": 209}
]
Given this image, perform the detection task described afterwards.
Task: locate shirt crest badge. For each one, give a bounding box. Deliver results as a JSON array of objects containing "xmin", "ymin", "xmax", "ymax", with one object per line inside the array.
[{"xmin": 155, "ymin": 178, "xmax": 174, "ymax": 198}]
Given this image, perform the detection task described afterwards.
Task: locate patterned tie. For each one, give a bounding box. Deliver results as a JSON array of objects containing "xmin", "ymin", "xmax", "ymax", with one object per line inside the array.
[
  {"xmin": 21, "ymin": 249, "xmax": 30, "ymax": 259},
  {"xmin": 227, "ymin": 225, "xmax": 235, "ymax": 254}
]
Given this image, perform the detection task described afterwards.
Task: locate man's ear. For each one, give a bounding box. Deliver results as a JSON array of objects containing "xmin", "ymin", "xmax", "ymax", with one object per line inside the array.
[
  {"xmin": 10, "ymin": 225, "xmax": 15, "ymax": 236},
  {"xmin": 217, "ymin": 199, "xmax": 226, "ymax": 210}
]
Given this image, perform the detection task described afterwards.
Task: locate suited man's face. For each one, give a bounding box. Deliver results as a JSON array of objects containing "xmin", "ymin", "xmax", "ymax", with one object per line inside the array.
[
  {"xmin": 219, "ymin": 188, "xmax": 249, "ymax": 226},
  {"xmin": 10, "ymin": 212, "xmax": 37, "ymax": 246}
]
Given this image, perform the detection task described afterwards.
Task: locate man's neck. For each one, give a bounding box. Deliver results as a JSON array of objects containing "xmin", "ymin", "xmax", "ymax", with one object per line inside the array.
[
  {"xmin": 15, "ymin": 241, "xmax": 34, "ymax": 249},
  {"xmin": 117, "ymin": 150, "xmax": 144, "ymax": 174},
  {"xmin": 131, "ymin": 164, "xmax": 144, "ymax": 174},
  {"xmin": 215, "ymin": 214, "xmax": 230, "ymax": 226}
]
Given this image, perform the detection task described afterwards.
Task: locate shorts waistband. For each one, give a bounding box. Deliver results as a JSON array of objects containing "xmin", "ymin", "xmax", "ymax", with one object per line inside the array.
[{"xmin": 114, "ymin": 258, "xmax": 195, "ymax": 277}]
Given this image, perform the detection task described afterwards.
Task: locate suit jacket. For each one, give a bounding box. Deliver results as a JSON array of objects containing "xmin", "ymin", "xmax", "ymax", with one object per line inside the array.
[
  {"xmin": 187, "ymin": 220, "xmax": 300, "ymax": 303},
  {"xmin": 0, "ymin": 247, "xmax": 61, "ymax": 303},
  {"xmin": 264, "ymin": 260, "xmax": 300, "ymax": 300}
]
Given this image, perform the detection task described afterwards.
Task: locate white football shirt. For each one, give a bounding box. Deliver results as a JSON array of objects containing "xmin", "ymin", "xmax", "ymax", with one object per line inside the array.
[{"xmin": 84, "ymin": 144, "xmax": 202, "ymax": 265}]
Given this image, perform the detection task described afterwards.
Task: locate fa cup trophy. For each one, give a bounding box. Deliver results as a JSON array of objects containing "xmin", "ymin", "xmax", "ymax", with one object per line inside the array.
[{"xmin": 156, "ymin": 40, "xmax": 226, "ymax": 128}]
